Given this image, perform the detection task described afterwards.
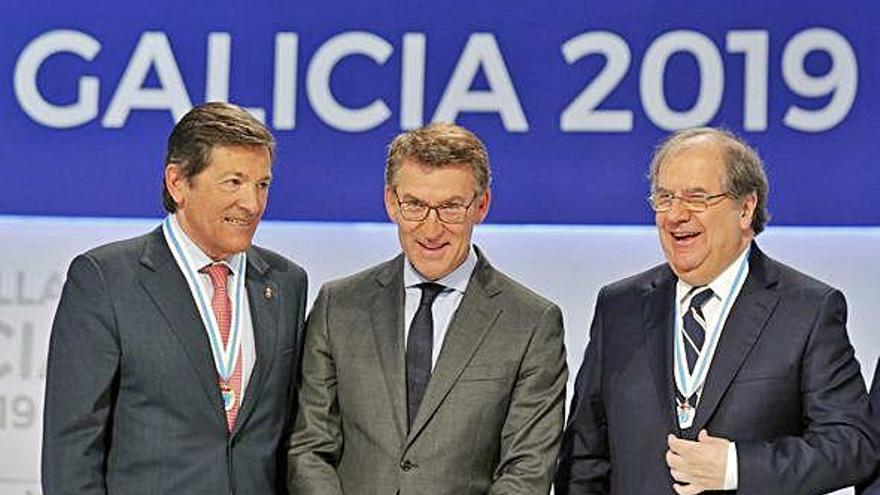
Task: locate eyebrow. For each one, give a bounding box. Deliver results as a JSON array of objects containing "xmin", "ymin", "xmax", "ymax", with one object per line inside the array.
[
  {"xmin": 399, "ymin": 192, "xmax": 469, "ymax": 204},
  {"xmin": 654, "ymin": 186, "xmax": 710, "ymax": 194},
  {"xmin": 225, "ymin": 171, "xmax": 273, "ymax": 181},
  {"xmin": 682, "ymin": 187, "xmax": 710, "ymax": 194}
]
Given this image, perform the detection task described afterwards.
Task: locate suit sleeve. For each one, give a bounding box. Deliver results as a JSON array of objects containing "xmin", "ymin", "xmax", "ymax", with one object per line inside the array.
[
  {"xmin": 287, "ymin": 285, "xmax": 344, "ymax": 495},
  {"xmin": 488, "ymin": 302, "xmax": 568, "ymax": 494},
  {"xmin": 857, "ymin": 358, "xmax": 880, "ymax": 494},
  {"xmin": 737, "ymin": 289, "xmax": 880, "ymax": 494},
  {"xmin": 555, "ymin": 287, "xmax": 610, "ymax": 495},
  {"xmin": 278, "ymin": 265, "xmax": 308, "ymax": 495},
  {"xmin": 42, "ymin": 255, "xmax": 120, "ymax": 495}
]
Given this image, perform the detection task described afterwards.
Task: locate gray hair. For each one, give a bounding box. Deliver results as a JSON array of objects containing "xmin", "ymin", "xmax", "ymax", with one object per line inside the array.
[{"xmin": 649, "ymin": 127, "xmax": 770, "ymax": 235}]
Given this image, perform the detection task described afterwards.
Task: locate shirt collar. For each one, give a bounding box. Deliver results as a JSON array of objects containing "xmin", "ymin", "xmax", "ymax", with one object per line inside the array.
[
  {"xmin": 676, "ymin": 245, "xmax": 750, "ymax": 305},
  {"xmin": 168, "ymin": 214, "xmax": 243, "ymax": 275},
  {"xmin": 403, "ymin": 245, "xmax": 478, "ymax": 294}
]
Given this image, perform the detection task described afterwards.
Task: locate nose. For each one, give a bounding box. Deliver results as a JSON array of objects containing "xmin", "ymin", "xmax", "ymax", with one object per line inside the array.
[
  {"xmin": 419, "ymin": 208, "xmax": 445, "ymax": 238},
  {"xmin": 664, "ymin": 198, "xmax": 692, "ymax": 224},
  {"xmin": 237, "ymin": 183, "xmax": 263, "ymax": 214}
]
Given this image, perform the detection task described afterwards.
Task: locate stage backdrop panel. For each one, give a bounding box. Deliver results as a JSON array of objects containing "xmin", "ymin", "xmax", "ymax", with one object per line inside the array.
[
  {"xmin": 1, "ymin": 0, "xmax": 878, "ymax": 225},
  {"xmin": 3, "ymin": 1, "xmax": 878, "ymax": 494},
  {"xmin": 0, "ymin": 216, "xmax": 876, "ymax": 494}
]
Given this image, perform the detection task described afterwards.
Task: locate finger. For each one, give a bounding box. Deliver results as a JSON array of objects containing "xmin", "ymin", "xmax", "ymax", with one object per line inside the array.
[
  {"xmin": 679, "ymin": 440, "xmax": 708, "ymax": 460},
  {"xmin": 673, "ymin": 482, "xmax": 705, "ymax": 495},
  {"xmin": 666, "ymin": 450, "xmax": 686, "ymax": 470},
  {"xmin": 669, "ymin": 435, "xmax": 698, "ymax": 455},
  {"xmin": 698, "ymin": 429, "xmax": 731, "ymax": 450},
  {"xmin": 669, "ymin": 467, "xmax": 693, "ymax": 483},
  {"xmin": 668, "ymin": 435, "xmax": 686, "ymax": 453}
]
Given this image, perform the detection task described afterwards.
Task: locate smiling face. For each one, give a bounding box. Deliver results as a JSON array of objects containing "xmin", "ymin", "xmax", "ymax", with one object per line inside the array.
[
  {"xmin": 166, "ymin": 145, "xmax": 272, "ymax": 260},
  {"xmin": 385, "ymin": 159, "xmax": 490, "ymax": 280},
  {"xmin": 655, "ymin": 139, "xmax": 756, "ymax": 285}
]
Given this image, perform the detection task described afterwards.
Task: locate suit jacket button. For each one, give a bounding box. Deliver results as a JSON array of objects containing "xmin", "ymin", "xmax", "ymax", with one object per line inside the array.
[{"xmin": 400, "ymin": 459, "xmax": 416, "ymax": 471}]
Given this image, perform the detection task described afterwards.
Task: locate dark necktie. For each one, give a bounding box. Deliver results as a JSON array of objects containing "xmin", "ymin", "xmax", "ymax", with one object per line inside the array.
[
  {"xmin": 406, "ymin": 282, "xmax": 445, "ymax": 430},
  {"xmin": 683, "ymin": 287, "xmax": 714, "ymax": 374}
]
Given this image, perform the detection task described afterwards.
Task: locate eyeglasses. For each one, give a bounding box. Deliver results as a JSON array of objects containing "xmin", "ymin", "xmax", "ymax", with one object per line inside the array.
[
  {"xmin": 648, "ymin": 191, "xmax": 729, "ymax": 212},
  {"xmin": 394, "ymin": 190, "xmax": 479, "ymax": 224}
]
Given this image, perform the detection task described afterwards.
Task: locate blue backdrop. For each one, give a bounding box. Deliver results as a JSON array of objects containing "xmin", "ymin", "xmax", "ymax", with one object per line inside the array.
[{"xmin": 2, "ymin": 0, "xmax": 877, "ymax": 225}]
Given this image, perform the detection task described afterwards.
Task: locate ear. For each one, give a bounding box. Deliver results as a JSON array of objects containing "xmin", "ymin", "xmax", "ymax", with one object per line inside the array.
[
  {"xmin": 472, "ymin": 188, "xmax": 492, "ymax": 224},
  {"xmin": 165, "ymin": 164, "xmax": 188, "ymax": 208},
  {"xmin": 384, "ymin": 186, "xmax": 399, "ymax": 223},
  {"xmin": 738, "ymin": 192, "xmax": 757, "ymax": 230}
]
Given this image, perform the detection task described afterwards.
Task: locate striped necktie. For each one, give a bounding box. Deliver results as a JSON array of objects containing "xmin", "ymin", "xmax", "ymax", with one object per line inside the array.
[{"xmin": 682, "ymin": 287, "xmax": 714, "ymax": 374}]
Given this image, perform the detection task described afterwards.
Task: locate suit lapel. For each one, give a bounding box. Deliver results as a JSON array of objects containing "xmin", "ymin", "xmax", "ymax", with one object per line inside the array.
[
  {"xmin": 693, "ymin": 246, "xmax": 780, "ymax": 431},
  {"xmin": 406, "ymin": 253, "xmax": 502, "ymax": 445},
  {"xmin": 369, "ymin": 256, "xmax": 409, "ymax": 441},
  {"xmin": 137, "ymin": 228, "xmax": 226, "ymax": 426},
  {"xmin": 232, "ymin": 249, "xmax": 279, "ymax": 436},
  {"xmin": 643, "ymin": 266, "xmax": 680, "ymax": 434}
]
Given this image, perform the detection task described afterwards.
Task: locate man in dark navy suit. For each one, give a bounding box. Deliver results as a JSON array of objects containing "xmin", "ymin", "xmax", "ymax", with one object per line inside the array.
[{"xmin": 556, "ymin": 128, "xmax": 878, "ymax": 495}]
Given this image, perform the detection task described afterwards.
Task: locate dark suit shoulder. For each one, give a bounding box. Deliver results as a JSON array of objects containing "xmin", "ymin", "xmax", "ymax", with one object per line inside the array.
[
  {"xmin": 250, "ymin": 244, "xmax": 307, "ymax": 281},
  {"xmin": 768, "ymin": 255, "xmax": 837, "ymax": 295},
  {"xmin": 78, "ymin": 230, "xmax": 156, "ymax": 268},
  {"xmin": 596, "ymin": 253, "xmax": 842, "ymax": 305},
  {"xmin": 600, "ymin": 262, "xmax": 671, "ymax": 300}
]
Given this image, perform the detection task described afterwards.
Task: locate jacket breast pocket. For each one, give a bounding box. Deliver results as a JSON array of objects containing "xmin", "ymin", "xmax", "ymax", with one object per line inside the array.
[
  {"xmin": 458, "ymin": 364, "xmax": 509, "ymax": 382},
  {"xmin": 731, "ymin": 365, "xmax": 794, "ymax": 384}
]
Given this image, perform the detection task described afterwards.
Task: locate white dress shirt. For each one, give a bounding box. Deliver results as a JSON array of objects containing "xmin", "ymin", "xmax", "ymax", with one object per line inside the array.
[
  {"xmin": 675, "ymin": 245, "xmax": 750, "ymax": 490},
  {"xmin": 403, "ymin": 247, "xmax": 478, "ymax": 369},
  {"xmin": 164, "ymin": 214, "xmax": 256, "ymax": 398}
]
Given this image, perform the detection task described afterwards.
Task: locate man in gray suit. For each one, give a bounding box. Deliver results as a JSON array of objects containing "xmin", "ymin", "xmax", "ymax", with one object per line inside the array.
[
  {"xmin": 42, "ymin": 102, "xmax": 308, "ymax": 494},
  {"xmin": 288, "ymin": 123, "xmax": 567, "ymax": 494}
]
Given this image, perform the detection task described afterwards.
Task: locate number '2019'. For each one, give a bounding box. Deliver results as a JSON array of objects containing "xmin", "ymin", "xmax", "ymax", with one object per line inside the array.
[{"xmin": 562, "ymin": 28, "xmax": 857, "ymax": 132}]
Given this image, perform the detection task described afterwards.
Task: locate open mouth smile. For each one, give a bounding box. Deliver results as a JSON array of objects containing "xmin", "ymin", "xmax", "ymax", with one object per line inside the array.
[
  {"xmin": 225, "ymin": 217, "xmax": 253, "ymax": 226},
  {"xmin": 417, "ymin": 240, "xmax": 449, "ymax": 254},
  {"xmin": 670, "ymin": 231, "xmax": 701, "ymax": 245}
]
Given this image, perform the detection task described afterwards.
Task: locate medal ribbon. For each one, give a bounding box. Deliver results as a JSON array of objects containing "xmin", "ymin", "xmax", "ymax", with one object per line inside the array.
[
  {"xmin": 673, "ymin": 246, "xmax": 750, "ymax": 405},
  {"xmin": 163, "ymin": 216, "xmax": 245, "ymax": 381}
]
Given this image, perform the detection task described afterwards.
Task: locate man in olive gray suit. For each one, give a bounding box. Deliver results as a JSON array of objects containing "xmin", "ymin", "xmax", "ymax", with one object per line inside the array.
[{"xmin": 288, "ymin": 123, "xmax": 567, "ymax": 494}]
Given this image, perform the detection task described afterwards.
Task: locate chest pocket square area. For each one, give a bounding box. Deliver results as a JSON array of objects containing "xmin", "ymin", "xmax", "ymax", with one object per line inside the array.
[{"xmin": 459, "ymin": 364, "xmax": 510, "ymax": 382}]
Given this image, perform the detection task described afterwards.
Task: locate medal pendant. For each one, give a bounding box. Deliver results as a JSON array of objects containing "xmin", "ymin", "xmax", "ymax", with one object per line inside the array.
[
  {"xmin": 677, "ymin": 402, "xmax": 695, "ymax": 429},
  {"xmin": 221, "ymin": 383, "xmax": 236, "ymax": 411}
]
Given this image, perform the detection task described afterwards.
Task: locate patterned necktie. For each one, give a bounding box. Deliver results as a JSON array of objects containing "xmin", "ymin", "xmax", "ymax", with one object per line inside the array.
[
  {"xmin": 203, "ymin": 263, "xmax": 242, "ymax": 432},
  {"xmin": 682, "ymin": 287, "xmax": 714, "ymax": 374},
  {"xmin": 406, "ymin": 282, "xmax": 445, "ymax": 431}
]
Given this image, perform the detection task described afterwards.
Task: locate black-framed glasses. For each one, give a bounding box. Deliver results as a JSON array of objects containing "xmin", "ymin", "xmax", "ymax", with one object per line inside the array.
[
  {"xmin": 648, "ymin": 191, "xmax": 729, "ymax": 212},
  {"xmin": 394, "ymin": 190, "xmax": 479, "ymax": 224}
]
